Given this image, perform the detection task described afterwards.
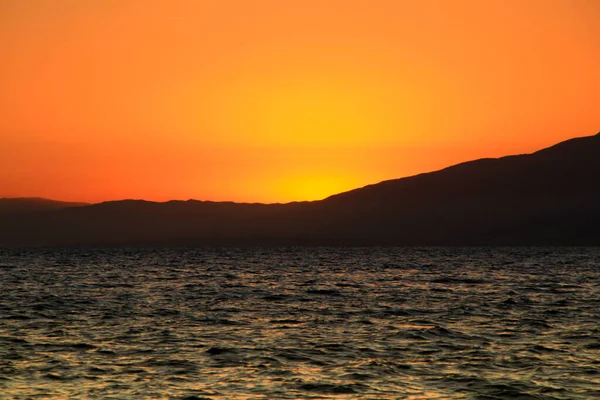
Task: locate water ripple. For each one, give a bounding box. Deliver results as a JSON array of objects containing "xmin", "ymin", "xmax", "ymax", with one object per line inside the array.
[{"xmin": 0, "ymin": 247, "xmax": 599, "ymax": 398}]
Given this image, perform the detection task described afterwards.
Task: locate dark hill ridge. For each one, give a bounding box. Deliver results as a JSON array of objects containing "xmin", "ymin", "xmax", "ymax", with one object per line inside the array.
[
  {"xmin": 319, "ymin": 133, "xmax": 600, "ymax": 244},
  {"xmin": 1, "ymin": 132, "xmax": 599, "ymax": 246},
  {"xmin": 0, "ymin": 198, "xmax": 89, "ymax": 214}
]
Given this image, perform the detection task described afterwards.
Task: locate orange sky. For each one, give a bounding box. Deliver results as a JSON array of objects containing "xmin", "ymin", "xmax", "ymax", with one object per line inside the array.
[{"xmin": 1, "ymin": 0, "xmax": 599, "ymax": 203}]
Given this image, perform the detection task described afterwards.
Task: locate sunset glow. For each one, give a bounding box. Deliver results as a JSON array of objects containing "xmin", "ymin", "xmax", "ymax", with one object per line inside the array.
[{"xmin": 1, "ymin": 0, "xmax": 598, "ymax": 203}]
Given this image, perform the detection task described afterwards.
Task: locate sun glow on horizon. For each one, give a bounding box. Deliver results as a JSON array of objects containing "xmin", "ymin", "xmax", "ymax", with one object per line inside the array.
[{"xmin": 276, "ymin": 173, "xmax": 369, "ymax": 202}]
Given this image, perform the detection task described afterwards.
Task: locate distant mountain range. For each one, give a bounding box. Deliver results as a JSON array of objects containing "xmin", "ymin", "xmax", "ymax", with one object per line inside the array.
[
  {"xmin": 2, "ymin": 133, "xmax": 600, "ymax": 246},
  {"xmin": 0, "ymin": 198, "xmax": 89, "ymax": 214}
]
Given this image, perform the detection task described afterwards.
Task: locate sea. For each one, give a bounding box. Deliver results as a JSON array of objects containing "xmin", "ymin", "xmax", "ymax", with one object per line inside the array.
[{"xmin": 0, "ymin": 247, "xmax": 599, "ymax": 399}]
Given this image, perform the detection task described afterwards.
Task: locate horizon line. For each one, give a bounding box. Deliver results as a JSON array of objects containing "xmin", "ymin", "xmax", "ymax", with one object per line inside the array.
[{"xmin": 2, "ymin": 131, "xmax": 598, "ymax": 206}]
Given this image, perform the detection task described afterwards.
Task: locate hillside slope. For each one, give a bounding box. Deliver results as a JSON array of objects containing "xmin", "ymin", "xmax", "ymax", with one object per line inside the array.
[{"xmin": 1, "ymin": 133, "xmax": 599, "ymax": 246}]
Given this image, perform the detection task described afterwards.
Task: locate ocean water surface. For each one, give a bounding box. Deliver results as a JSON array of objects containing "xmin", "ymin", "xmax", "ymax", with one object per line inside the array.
[{"xmin": 0, "ymin": 247, "xmax": 599, "ymax": 399}]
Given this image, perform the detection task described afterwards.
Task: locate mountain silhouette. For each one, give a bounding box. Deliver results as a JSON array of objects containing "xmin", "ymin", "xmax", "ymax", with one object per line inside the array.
[
  {"xmin": 0, "ymin": 198, "xmax": 88, "ymax": 214},
  {"xmin": 1, "ymin": 133, "xmax": 599, "ymax": 246}
]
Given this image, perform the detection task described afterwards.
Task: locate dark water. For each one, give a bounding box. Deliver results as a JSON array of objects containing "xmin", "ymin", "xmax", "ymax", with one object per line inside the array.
[{"xmin": 1, "ymin": 247, "xmax": 599, "ymax": 399}]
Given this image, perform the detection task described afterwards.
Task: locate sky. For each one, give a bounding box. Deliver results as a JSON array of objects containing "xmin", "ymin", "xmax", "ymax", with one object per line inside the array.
[{"xmin": 1, "ymin": 0, "xmax": 599, "ymax": 203}]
